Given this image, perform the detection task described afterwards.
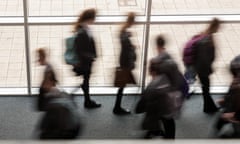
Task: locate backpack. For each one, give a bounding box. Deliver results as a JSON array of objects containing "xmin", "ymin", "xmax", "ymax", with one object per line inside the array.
[
  {"xmin": 183, "ymin": 34, "xmax": 206, "ymax": 65},
  {"xmin": 64, "ymin": 30, "xmax": 83, "ymax": 65}
]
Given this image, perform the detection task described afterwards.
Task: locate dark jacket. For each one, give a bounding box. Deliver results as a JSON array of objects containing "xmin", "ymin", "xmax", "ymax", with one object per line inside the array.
[
  {"xmin": 119, "ymin": 30, "xmax": 136, "ymax": 70},
  {"xmin": 39, "ymin": 89, "xmax": 81, "ymax": 139},
  {"xmin": 136, "ymin": 75, "xmax": 183, "ymax": 130},
  {"xmin": 37, "ymin": 63, "xmax": 57, "ymax": 111},
  {"xmin": 74, "ymin": 25, "xmax": 97, "ymax": 74},
  {"xmin": 150, "ymin": 52, "xmax": 186, "ymax": 93},
  {"xmin": 194, "ymin": 35, "xmax": 215, "ymax": 76}
]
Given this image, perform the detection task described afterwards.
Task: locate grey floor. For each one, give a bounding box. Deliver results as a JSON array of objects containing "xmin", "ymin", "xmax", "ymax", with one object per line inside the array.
[{"xmin": 0, "ymin": 94, "xmax": 224, "ymax": 139}]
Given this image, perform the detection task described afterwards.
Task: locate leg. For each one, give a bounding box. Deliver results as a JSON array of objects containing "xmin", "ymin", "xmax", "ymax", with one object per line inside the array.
[
  {"xmin": 114, "ymin": 87, "xmax": 124, "ymax": 109},
  {"xmin": 82, "ymin": 72, "xmax": 101, "ymax": 109},
  {"xmin": 161, "ymin": 118, "xmax": 175, "ymax": 139},
  {"xmin": 198, "ymin": 74, "xmax": 218, "ymax": 113},
  {"xmin": 113, "ymin": 87, "xmax": 130, "ymax": 115}
]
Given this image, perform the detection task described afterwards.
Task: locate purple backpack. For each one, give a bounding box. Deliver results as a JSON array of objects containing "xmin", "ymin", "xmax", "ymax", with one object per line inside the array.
[{"xmin": 183, "ymin": 34, "xmax": 206, "ymax": 65}]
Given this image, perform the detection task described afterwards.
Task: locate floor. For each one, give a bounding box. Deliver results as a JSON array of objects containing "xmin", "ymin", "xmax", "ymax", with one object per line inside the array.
[
  {"xmin": 0, "ymin": 0, "xmax": 239, "ymax": 88},
  {"xmin": 0, "ymin": 94, "xmax": 225, "ymax": 139}
]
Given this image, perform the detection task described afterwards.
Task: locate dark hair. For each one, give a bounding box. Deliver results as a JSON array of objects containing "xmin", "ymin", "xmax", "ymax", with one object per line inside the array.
[
  {"xmin": 74, "ymin": 8, "xmax": 96, "ymax": 32},
  {"xmin": 206, "ymin": 18, "xmax": 221, "ymax": 34},
  {"xmin": 120, "ymin": 12, "xmax": 136, "ymax": 33},
  {"xmin": 37, "ymin": 48, "xmax": 46, "ymax": 60},
  {"xmin": 156, "ymin": 35, "xmax": 165, "ymax": 47}
]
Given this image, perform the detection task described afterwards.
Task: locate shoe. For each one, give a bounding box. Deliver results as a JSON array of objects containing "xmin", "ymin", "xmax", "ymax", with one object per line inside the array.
[
  {"xmin": 203, "ymin": 108, "xmax": 219, "ymax": 114},
  {"xmin": 143, "ymin": 130, "xmax": 165, "ymax": 139},
  {"xmin": 113, "ymin": 107, "xmax": 131, "ymax": 115},
  {"xmin": 84, "ymin": 100, "xmax": 101, "ymax": 109}
]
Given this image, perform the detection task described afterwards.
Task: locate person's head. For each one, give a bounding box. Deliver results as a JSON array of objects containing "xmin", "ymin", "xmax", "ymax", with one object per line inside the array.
[
  {"xmin": 37, "ymin": 48, "xmax": 47, "ymax": 65},
  {"xmin": 205, "ymin": 18, "xmax": 221, "ymax": 34},
  {"xmin": 126, "ymin": 12, "xmax": 135, "ymax": 27},
  {"xmin": 74, "ymin": 8, "xmax": 97, "ymax": 32},
  {"xmin": 155, "ymin": 35, "xmax": 166, "ymax": 53},
  {"xmin": 121, "ymin": 12, "xmax": 136, "ymax": 32}
]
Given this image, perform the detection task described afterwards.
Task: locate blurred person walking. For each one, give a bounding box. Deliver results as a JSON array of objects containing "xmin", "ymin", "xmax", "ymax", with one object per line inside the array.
[
  {"xmin": 193, "ymin": 18, "xmax": 221, "ymax": 113},
  {"xmin": 113, "ymin": 12, "xmax": 137, "ymax": 115},
  {"xmin": 36, "ymin": 48, "xmax": 81, "ymax": 139},
  {"xmin": 213, "ymin": 55, "xmax": 240, "ymax": 138},
  {"xmin": 135, "ymin": 35, "xmax": 186, "ymax": 139},
  {"xmin": 36, "ymin": 48, "xmax": 58, "ymax": 111},
  {"xmin": 71, "ymin": 8, "xmax": 101, "ymax": 108}
]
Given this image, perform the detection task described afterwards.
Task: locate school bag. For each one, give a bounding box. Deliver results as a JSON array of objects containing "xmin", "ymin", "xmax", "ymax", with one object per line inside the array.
[
  {"xmin": 64, "ymin": 29, "xmax": 83, "ymax": 65},
  {"xmin": 183, "ymin": 34, "xmax": 206, "ymax": 65}
]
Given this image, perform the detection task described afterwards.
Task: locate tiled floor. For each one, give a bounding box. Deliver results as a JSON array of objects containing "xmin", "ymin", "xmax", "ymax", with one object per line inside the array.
[{"xmin": 0, "ymin": 0, "xmax": 240, "ymax": 88}]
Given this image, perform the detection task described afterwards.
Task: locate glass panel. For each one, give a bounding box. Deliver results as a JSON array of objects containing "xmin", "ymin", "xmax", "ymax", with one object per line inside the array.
[
  {"xmin": 28, "ymin": 0, "xmax": 146, "ymax": 16},
  {"xmin": 0, "ymin": 0, "xmax": 23, "ymax": 16},
  {"xmin": 30, "ymin": 25, "xmax": 144, "ymax": 88},
  {"xmin": 0, "ymin": 26, "xmax": 27, "ymax": 87},
  {"xmin": 146, "ymin": 23, "xmax": 240, "ymax": 86},
  {"xmin": 152, "ymin": 0, "xmax": 240, "ymax": 15}
]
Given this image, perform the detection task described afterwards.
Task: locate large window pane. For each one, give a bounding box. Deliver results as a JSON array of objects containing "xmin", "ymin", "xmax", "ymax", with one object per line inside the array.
[
  {"xmin": 28, "ymin": 0, "xmax": 146, "ymax": 16},
  {"xmin": 0, "ymin": 0, "xmax": 23, "ymax": 16},
  {"xmin": 0, "ymin": 26, "xmax": 27, "ymax": 88},
  {"xmin": 30, "ymin": 25, "xmax": 144, "ymax": 88},
  {"xmin": 146, "ymin": 23, "xmax": 240, "ymax": 86},
  {"xmin": 152, "ymin": 0, "xmax": 240, "ymax": 15}
]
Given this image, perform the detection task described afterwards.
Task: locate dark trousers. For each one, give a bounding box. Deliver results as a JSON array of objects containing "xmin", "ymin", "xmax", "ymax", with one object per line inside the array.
[
  {"xmin": 114, "ymin": 87, "xmax": 124, "ymax": 109},
  {"xmin": 198, "ymin": 74, "xmax": 218, "ymax": 111},
  {"xmin": 71, "ymin": 62, "xmax": 92, "ymax": 103},
  {"xmin": 81, "ymin": 72, "xmax": 90, "ymax": 102},
  {"xmin": 146, "ymin": 118, "xmax": 175, "ymax": 139},
  {"xmin": 161, "ymin": 118, "xmax": 175, "ymax": 139}
]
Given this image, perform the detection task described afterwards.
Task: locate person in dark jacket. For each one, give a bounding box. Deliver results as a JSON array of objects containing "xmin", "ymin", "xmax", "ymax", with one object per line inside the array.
[
  {"xmin": 36, "ymin": 48, "xmax": 58, "ymax": 111},
  {"xmin": 113, "ymin": 12, "xmax": 137, "ymax": 115},
  {"xmin": 72, "ymin": 8, "xmax": 101, "ymax": 108},
  {"xmin": 213, "ymin": 55, "xmax": 240, "ymax": 138},
  {"xmin": 193, "ymin": 18, "xmax": 221, "ymax": 113},
  {"xmin": 135, "ymin": 35, "xmax": 185, "ymax": 139}
]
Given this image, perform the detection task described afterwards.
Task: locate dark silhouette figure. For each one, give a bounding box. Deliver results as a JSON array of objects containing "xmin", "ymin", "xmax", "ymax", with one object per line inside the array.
[
  {"xmin": 136, "ymin": 35, "xmax": 185, "ymax": 139},
  {"xmin": 36, "ymin": 48, "xmax": 81, "ymax": 139},
  {"xmin": 36, "ymin": 48, "xmax": 58, "ymax": 111},
  {"xmin": 193, "ymin": 18, "xmax": 221, "ymax": 113},
  {"xmin": 213, "ymin": 55, "xmax": 240, "ymax": 138},
  {"xmin": 72, "ymin": 8, "xmax": 101, "ymax": 109},
  {"xmin": 113, "ymin": 12, "xmax": 137, "ymax": 115}
]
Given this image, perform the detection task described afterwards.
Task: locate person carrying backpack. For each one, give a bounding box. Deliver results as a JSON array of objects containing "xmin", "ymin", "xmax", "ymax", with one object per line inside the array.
[
  {"xmin": 70, "ymin": 8, "xmax": 101, "ymax": 109},
  {"xmin": 183, "ymin": 34, "xmax": 206, "ymax": 84}
]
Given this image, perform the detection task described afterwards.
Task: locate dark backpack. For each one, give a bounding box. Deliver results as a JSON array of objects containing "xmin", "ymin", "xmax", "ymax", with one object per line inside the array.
[{"xmin": 183, "ymin": 34, "xmax": 206, "ymax": 65}]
